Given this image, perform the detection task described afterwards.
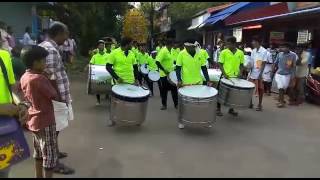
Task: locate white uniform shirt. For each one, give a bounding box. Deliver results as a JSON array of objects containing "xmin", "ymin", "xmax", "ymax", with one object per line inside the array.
[{"xmin": 250, "ymin": 46, "xmax": 268, "ymax": 79}]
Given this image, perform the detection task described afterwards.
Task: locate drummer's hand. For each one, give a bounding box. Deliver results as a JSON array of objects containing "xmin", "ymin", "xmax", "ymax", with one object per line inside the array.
[
  {"xmin": 117, "ymin": 78, "xmax": 124, "ymax": 84},
  {"xmin": 177, "ymin": 81, "xmax": 183, "ymax": 89},
  {"xmin": 207, "ymin": 81, "xmax": 213, "ymax": 87},
  {"xmin": 134, "ymin": 80, "xmax": 140, "ymax": 86}
]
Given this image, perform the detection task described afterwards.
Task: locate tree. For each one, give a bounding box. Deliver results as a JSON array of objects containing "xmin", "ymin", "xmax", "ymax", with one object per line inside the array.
[
  {"xmin": 53, "ymin": 2, "xmax": 128, "ymax": 56},
  {"xmin": 139, "ymin": 2, "xmax": 162, "ymax": 50},
  {"xmin": 168, "ymin": 2, "xmax": 228, "ymax": 24},
  {"xmin": 122, "ymin": 8, "xmax": 148, "ymax": 43}
]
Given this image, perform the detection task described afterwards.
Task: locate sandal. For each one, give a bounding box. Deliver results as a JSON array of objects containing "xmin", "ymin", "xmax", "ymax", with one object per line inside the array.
[
  {"xmin": 54, "ymin": 163, "xmax": 75, "ymax": 175},
  {"xmin": 277, "ymin": 103, "xmax": 285, "ymax": 108},
  {"xmin": 58, "ymin": 152, "xmax": 68, "ymax": 159}
]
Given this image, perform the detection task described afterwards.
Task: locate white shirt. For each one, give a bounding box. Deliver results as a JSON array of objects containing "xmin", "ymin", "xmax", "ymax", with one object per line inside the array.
[
  {"xmin": 23, "ymin": 32, "xmax": 35, "ymax": 45},
  {"xmin": 250, "ymin": 46, "xmax": 268, "ymax": 79}
]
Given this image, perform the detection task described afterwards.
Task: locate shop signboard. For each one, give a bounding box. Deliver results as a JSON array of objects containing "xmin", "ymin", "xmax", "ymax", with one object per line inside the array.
[
  {"xmin": 233, "ymin": 27, "xmax": 242, "ymax": 43},
  {"xmin": 295, "ymin": 2, "xmax": 320, "ymax": 10},
  {"xmin": 297, "ymin": 30, "xmax": 309, "ymax": 44},
  {"xmin": 270, "ymin": 31, "xmax": 284, "ymax": 44}
]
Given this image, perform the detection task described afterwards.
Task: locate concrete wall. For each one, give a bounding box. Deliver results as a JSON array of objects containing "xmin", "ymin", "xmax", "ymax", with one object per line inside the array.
[{"xmin": 0, "ymin": 2, "xmax": 33, "ymax": 40}]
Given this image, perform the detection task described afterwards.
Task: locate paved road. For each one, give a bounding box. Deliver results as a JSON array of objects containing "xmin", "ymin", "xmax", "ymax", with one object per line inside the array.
[{"xmin": 11, "ymin": 74, "xmax": 320, "ymax": 178}]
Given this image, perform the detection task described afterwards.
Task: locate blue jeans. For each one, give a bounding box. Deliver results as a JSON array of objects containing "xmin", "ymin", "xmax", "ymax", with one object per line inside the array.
[{"xmin": 0, "ymin": 168, "xmax": 10, "ymax": 178}]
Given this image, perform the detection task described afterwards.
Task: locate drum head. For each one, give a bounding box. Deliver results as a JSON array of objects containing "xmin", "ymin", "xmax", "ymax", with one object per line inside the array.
[
  {"xmin": 178, "ymin": 85, "xmax": 218, "ymax": 98},
  {"xmin": 201, "ymin": 69, "xmax": 222, "ymax": 82},
  {"xmin": 169, "ymin": 71, "xmax": 178, "ymax": 85},
  {"xmin": 112, "ymin": 84, "xmax": 150, "ymax": 98},
  {"xmin": 148, "ymin": 71, "xmax": 160, "ymax": 82},
  {"xmin": 91, "ymin": 65, "xmax": 111, "ymax": 81},
  {"xmin": 140, "ymin": 64, "xmax": 149, "ymax": 75},
  {"xmin": 221, "ymin": 78, "xmax": 255, "ymax": 89}
]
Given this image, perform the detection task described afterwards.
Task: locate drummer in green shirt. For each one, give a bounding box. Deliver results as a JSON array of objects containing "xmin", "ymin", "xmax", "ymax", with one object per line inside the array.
[
  {"xmin": 156, "ymin": 39, "xmax": 178, "ymax": 110},
  {"xmin": 170, "ymin": 43, "xmax": 180, "ymax": 65},
  {"xmin": 106, "ymin": 37, "xmax": 140, "ymax": 85},
  {"xmin": 175, "ymin": 41, "xmax": 212, "ymax": 129},
  {"xmin": 138, "ymin": 44, "xmax": 156, "ymax": 96},
  {"xmin": 88, "ymin": 40, "xmax": 110, "ymax": 105},
  {"xmin": 217, "ymin": 36, "xmax": 245, "ymax": 117}
]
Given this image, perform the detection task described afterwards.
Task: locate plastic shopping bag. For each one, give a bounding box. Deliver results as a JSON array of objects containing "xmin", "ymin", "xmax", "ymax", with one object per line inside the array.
[
  {"xmin": 52, "ymin": 100, "xmax": 69, "ymax": 131},
  {"xmin": 68, "ymin": 103, "xmax": 74, "ymax": 121}
]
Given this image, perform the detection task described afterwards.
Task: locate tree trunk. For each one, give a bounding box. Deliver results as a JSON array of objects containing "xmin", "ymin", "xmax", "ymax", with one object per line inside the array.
[{"xmin": 150, "ymin": 2, "xmax": 154, "ymax": 51}]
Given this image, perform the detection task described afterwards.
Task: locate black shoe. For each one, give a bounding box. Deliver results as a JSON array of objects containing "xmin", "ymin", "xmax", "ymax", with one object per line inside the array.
[
  {"xmin": 174, "ymin": 105, "xmax": 178, "ymax": 109},
  {"xmin": 160, "ymin": 106, "xmax": 167, "ymax": 110}
]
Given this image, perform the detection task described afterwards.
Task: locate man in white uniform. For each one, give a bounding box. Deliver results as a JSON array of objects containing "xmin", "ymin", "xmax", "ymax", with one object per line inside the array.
[{"xmin": 249, "ymin": 36, "xmax": 267, "ymax": 111}]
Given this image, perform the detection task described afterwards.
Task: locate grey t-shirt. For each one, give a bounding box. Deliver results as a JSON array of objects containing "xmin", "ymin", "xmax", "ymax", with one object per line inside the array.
[{"xmin": 275, "ymin": 51, "xmax": 297, "ymax": 75}]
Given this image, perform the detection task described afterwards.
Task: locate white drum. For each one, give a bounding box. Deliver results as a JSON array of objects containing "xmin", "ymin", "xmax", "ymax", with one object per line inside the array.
[
  {"xmin": 168, "ymin": 71, "xmax": 178, "ymax": 86},
  {"xmin": 201, "ymin": 69, "xmax": 222, "ymax": 82},
  {"xmin": 148, "ymin": 70, "xmax": 160, "ymax": 82},
  {"xmin": 140, "ymin": 64, "xmax": 149, "ymax": 75},
  {"xmin": 218, "ymin": 78, "xmax": 255, "ymax": 109},
  {"xmin": 110, "ymin": 84, "xmax": 150, "ymax": 126},
  {"xmin": 178, "ymin": 85, "xmax": 218, "ymax": 127},
  {"xmin": 87, "ymin": 65, "xmax": 113, "ymax": 95}
]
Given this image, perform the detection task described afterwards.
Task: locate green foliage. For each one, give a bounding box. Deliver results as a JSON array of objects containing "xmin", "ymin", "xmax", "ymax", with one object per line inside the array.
[
  {"xmin": 55, "ymin": 2, "xmax": 128, "ymax": 56},
  {"xmin": 168, "ymin": 2, "xmax": 228, "ymax": 24}
]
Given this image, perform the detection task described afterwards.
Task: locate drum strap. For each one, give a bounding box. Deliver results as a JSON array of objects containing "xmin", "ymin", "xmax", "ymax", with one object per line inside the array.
[{"xmin": 216, "ymin": 73, "xmax": 223, "ymax": 90}]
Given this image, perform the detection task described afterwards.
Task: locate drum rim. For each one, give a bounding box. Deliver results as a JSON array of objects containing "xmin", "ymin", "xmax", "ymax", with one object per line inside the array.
[
  {"xmin": 220, "ymin": 78, "xmax": 255, "ymax": 89},
  {"xmin": 178, "ymin": 85, "xmax": 218, "ymax": 98}
]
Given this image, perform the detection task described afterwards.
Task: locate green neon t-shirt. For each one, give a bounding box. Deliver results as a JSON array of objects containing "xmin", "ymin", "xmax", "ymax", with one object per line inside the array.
[
  {"xmin": 90, "ymin": 52, "xmax": 109, "ymax": 65},
  {"xmin": 107, "ymin": 48, "xmax": 137, "ymax": 84},
  {"xmin": 176, "ymin": 49, "xmax": 206, "ymax": 85},
  {"xmin": 156, "ymin": 46, "xmax": 174, "ymax": 77},
  {"xmin": 218, "ymin": 48, "xmax": 244, "ymax": 78},
  {"xmin": 0, "ymin": 50, "xmax": 16, "ymax": 104}
]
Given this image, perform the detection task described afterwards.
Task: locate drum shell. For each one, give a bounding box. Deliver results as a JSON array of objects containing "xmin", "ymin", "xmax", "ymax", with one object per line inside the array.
[
  {"xmin": 178, "ymin": 92, "xmax": 217, "ymax": 127},
  {"xmin": 218, "ymin": 82, "xmax": 254, "ymax": 109},
  {"xmin": 87, "ymin": 65, "xmax": 113, "ymax": 95},
  {"xmin": 110, "ymin": 93, "xmax": 149, "ymax": 125}
]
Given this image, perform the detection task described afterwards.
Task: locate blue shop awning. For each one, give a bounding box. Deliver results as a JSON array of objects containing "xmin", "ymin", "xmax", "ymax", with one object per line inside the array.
[{"xmin": 202, "ymin": 2, "xmax": 270, "ymax": 27}]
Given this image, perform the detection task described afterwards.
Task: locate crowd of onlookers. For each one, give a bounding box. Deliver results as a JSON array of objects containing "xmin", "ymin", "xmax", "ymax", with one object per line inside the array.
[
  {"xmin": 1, "ymin": 20, "xmax": 75, "ymax": 178},
  {"xmin": 205, "ymin": 37, "xmax": 317, "ymax": 108}
]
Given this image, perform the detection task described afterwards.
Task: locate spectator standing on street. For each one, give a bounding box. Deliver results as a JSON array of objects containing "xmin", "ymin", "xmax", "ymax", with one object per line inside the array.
[
  {"xmin": 273, "ymin": 42, "xmax": 297, "ymax": 108},
  {"xmin": 0, "ymin": 21, "xmax": 11, "ymax": 52},
  {"xmin": 0, "ymin": 34, "xmax": 17, "ymax": 178},
  {"xmin": 291, "ymin": 44, "xmax": 311, "ymax": 105},
  {"xmin": 249, "ymin": 36, "xmax": 267, "ymax": 111},
  {"xmin": 38, "ymin": 21, "xmax": 75, "ymax": 175},
  {"xmin": 20, "ymin": 45, "xmax": 59, "ymax": 178}
]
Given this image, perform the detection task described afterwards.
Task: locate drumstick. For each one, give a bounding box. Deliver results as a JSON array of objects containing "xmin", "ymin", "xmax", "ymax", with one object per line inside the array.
[{"xmin": 229, "ymin": 79, "xmax": 235, "ymax": 85}]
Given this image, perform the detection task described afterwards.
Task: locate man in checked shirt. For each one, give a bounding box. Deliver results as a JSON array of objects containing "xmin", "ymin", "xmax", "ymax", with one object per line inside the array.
[{"xmin": 38, "ymin": 21, "xmax": 75, "ymax": 175}]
